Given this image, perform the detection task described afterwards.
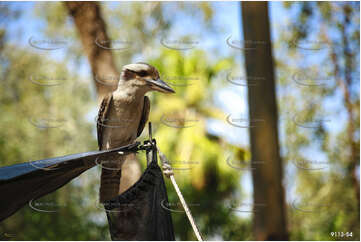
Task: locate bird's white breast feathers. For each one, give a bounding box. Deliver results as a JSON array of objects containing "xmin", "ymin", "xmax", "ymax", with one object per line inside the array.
[{"xmin": 102, "ymin": 93, "xmax": 144, "ymax": 149}]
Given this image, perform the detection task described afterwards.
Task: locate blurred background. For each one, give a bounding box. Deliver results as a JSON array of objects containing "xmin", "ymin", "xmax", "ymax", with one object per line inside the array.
[{"xmin": 0, "ymin": 1, "xmax": 359, "ymax": 241}]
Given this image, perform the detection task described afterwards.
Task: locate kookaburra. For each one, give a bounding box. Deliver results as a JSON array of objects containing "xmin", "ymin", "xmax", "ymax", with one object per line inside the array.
[{"xmin": 97, "ymin": 63, "xmax": 175, "ymax": 203}]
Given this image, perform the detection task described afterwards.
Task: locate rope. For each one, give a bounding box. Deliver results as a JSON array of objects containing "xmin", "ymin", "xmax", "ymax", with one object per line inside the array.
[{"xmin": 157, "ymin": 148, "xmax": 203, "ymax": 241}]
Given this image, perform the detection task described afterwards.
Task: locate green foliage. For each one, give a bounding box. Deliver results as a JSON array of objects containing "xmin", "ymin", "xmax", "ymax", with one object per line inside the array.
[
  {"xmin": 278, "ymin": 2, "xmax": 360, "ymax": 240},
  {"xmin": 144, "ymin": 47, "xmax": 245, "ymax": 241},
  {"xmin": 0, "ymin": 43, "xmax": 110, "ymax": 239}
]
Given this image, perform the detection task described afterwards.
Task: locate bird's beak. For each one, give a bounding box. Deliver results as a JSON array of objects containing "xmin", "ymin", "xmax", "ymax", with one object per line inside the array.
[{"xmin": 148, "ymin": 78, "xmax": 175, "ymax": 93}]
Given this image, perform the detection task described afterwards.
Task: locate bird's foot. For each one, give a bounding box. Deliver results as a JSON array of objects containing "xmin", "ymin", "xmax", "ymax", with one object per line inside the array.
[{"xmin": 162, "ymin": 163, "xmax": 174, "ymax": 178}]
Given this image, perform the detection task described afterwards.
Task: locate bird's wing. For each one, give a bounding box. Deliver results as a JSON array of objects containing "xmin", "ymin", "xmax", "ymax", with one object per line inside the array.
[
  {"xmin": 137, "ymin": 96, "xmax": 150, "ymax": 137},
  {"xmin": 97, "ymin": 94, "xmax": 113, "ymax": 150}
]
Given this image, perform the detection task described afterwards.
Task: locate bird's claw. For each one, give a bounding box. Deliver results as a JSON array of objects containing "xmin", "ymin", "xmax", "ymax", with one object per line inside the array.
[{"xmin": 162, "ymin": 163, "xmax": 174, "ymax": 178}]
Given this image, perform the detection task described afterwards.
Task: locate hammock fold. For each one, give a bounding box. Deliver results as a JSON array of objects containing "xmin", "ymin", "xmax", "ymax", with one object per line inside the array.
[
  {"xmin": 0, "ymin": 142, "xmax": 139, "ymax": 221},
  {"xmin": 104, "ymin": 151, "xmax": 175, "ymax": 240}
]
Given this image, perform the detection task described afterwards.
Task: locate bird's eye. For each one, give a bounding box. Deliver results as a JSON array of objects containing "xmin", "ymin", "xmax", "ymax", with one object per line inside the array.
[{"xmin": 138, "ymin": 71, "xmax": 147, "ymax": 77}]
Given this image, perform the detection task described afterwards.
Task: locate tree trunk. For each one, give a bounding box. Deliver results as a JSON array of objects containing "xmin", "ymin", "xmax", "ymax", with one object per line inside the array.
[
  {"xmin": 241, "ymin": 2, "xmax": 288, "ymax": 240},
  {"xmin": 64, "ymin": 2, "xmax": 119, "ymax": 101}
]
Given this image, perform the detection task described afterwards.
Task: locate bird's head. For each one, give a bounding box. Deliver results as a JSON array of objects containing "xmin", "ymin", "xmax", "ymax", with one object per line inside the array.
[{"xmin": 120, "ymin": 62, "xmax": 175, "ymax": 94}]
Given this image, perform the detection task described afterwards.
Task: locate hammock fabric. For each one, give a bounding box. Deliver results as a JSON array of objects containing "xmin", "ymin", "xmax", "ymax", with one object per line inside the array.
[
  {"xmin": 0, "ymin": 140, "xmax": 175, "ymax": 241},
  {"xmin": 103, "ymin": 146, "xmax": 175, "ymax": 240},
  {"xmin": 0, "ymin": 143, "xmax": 139, "ymax": 221}
]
